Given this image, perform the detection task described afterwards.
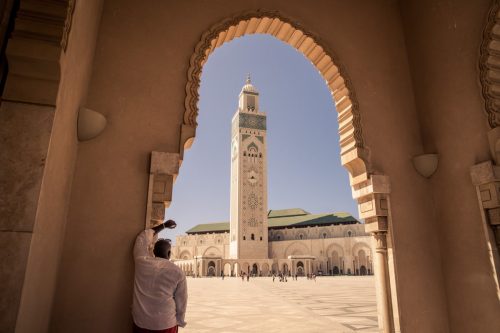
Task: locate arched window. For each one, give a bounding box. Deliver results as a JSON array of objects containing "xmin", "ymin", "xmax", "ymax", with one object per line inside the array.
[
  {"xmin": 243, "ymin": 236, "xmax": 246, "ymax": 240},
  {"xmin": 260, "ymin": 236, "xmax": 262, "ymax": 241},
  {"xmin": 199, "ymin": 239, "xmax": 203, "ymax": 245},
  {"xmin": 251, "ymin": 234, "xmax": 255, "ymax": 240},
  {"xmin": 299, "ymin": 234, "xmax": 303, "ymax": 240},
  {"xmin": 277, "ymin": 235, "xmax": 281, "ymax": 240},
  {"xmin": 323, "ymin": 233, "xmax": 327, "ymax": 239},
  {"xmin": 347, "ymin": 230, "xmax": 352, "ymax": 237}
]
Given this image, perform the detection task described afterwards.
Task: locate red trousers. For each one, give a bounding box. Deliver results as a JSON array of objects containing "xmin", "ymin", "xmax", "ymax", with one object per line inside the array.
[{"xmin": 133, "ymin": 323, "xmax": 178, "ymax": 333}]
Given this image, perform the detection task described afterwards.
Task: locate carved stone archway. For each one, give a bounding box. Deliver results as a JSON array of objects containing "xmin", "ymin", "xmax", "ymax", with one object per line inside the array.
[
  {"xmin": 474, "ymin": 0, "xmax": 500, "ymax": 290},
  {"xmin": 181, "ymin": 10, "xmax": 367, "ymax": 183},
  {"xmin": 173, "ymin": 10, "xmax": 400, "ymax": 333}
]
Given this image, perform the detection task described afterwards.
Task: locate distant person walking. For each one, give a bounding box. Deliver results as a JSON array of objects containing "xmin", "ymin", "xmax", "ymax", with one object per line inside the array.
[{"xmin": 132, "ymin": 220, "xmax": 187, "ymax": 333}]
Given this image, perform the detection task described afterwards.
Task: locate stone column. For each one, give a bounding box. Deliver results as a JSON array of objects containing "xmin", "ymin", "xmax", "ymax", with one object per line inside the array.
[
  {"xmin": 373, "ymin": 232, "xmax": 393, "ymax": 333},
  {"xmin": 354, "ymin": 175, "xmax": 397, "ymax": 332}
]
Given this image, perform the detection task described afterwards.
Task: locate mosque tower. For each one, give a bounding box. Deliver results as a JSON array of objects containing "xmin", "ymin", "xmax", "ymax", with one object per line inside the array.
[{"xmin": 229, "ymin": 75, "xmax": 269, "ymax": 260}]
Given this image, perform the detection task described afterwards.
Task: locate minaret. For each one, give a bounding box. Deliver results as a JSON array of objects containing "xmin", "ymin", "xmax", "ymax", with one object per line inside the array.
[{"xmin": 229, "ymin": 75, "xmax": 268, "ymax": 259}]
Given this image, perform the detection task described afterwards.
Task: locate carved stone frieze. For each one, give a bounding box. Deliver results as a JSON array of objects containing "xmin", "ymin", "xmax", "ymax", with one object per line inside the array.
[
  {"xmin": 480, "ymin": 0, "xmax": 500, "ymax": 128},
  {"xmin": 352, "ymin": 175, "xmax": 390, "ymax": 233},
  {"xmin": 145, "ymin": 151, "xmax": 180, "ymax": 228},
  {"xmin": 61, "ymin": 0, "xmax": 76, "ymax": 51},
  {"xmin": 184, "ymin": 9, "xmax": 364, "ymax": 164},
  {"xmin": 471, "ymin": 160, "xmax": 500, "ymax": 256},
  {"xmin": 373, "ymin": 232, "xmax": 388, "ymax": 251}
]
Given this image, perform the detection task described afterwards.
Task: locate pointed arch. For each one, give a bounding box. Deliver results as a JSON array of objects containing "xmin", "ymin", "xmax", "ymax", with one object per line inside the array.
[
  {"xmin": 480, "ymin": 0, "xmax": 500, "ymax": 128},
  {"xmin": 284, "ymin": 241, "xmax": 310, "ymax": 257},
  {"xmin": 203, "ymin": 246, "xmax": 222, "ymax": 257},
  {"xmin": 182, "ymin": 10, "xmax": 368, "ymax": 182},
  {"xmin": 352, "ymin": 241, "xmax": 372, "ymax": 257},
  {"xmin": 325, "ymin": 243, "xmax": 345, "ymax": 258}
]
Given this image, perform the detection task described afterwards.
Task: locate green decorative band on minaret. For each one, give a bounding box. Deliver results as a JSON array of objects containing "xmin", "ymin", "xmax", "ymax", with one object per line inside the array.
[{"xmin": 238, "ymin": 113, "xmax": 266, "ymax": 130}]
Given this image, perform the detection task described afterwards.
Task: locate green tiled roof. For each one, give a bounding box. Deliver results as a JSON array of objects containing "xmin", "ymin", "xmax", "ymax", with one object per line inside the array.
[
  {"xmin": 185, "ymin": 209, "xmax": 359, "ymax": 234},
  {"xmin": 267, "ymin": 208, "xmax": 310, "ymax": 218},
  {"xmin": 186, "ymin": 222, "xmax": 230, "ymax": 234}
]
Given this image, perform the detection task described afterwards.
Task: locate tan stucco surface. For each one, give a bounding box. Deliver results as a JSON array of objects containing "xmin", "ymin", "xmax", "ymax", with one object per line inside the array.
[{"xmin": 1, "ymin": 0, "xmax": 499, "ymax": 332}]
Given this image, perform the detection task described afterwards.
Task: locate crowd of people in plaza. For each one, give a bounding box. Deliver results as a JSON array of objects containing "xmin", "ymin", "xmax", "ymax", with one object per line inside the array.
[{"xmin": 220, "ymin": 271, "xmax": 318, "ymax": 282}]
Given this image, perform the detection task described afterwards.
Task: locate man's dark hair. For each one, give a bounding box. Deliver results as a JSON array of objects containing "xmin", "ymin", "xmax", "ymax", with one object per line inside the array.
[{"xmin": 153, "ymin": 239, "xmax": 171, "ymax": 259}]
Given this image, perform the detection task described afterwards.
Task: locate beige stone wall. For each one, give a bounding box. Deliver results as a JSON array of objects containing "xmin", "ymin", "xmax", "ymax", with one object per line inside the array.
[
  {"xmin": 172, "ymin": 224, "xmax": 372, "ymax": 276},
  {"xmin": 173, "ymin": 233, "xmax": 229, "ymax": 259},
  {"xmin": 269, "ymin": 223, "xmax": 367, "ymax": 241},
  {"xmin": 50, "ymin": 1, "xmax": 450, "ymax": 331},
  {"xmin": 400, "ymin": 1, "xmax": 500, "ymax": 331},
  {"xmin": 1, "ymin": 0, "xmax": 499, "ymax": 332},
  {"xmin": 0, "ymin": 1, "xmax": 104, "ymax": 332}
]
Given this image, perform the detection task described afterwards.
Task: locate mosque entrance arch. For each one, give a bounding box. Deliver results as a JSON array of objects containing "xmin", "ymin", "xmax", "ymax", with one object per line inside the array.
[
  {"xmin": 252, "ymin": 263, "xmax": 258, "ymax": 276},
  {"xmin": 241, "ymin": 262, "xmax": 250, "ymax": 275},
  {"xmin": 296, "ymin": 261, "xmax": 305, "ymax": 276},
  {"xmin": 223, "ymin": 262, "xmax": 232, "ymax": 276},
  {"xmin": 332, "ymin": 266, "xmax": 340, "ymax": 275},
  {"xmin": 179, "ymin": 10, "xmax": 400, "ymax": 333},
  {"xmin": 283, "ymin": 263, "xmax": 289, "ymax": 275},
  {"xmin": 261, "ymin": 263, "xmax": 270, "ymax": 276},
  {"xmin": 207, "ymin": 261, "xmax": 216, "ymax": 277}
]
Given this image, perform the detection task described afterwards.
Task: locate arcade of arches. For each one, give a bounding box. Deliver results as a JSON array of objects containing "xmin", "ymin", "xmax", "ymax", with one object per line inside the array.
[
  {"xmin": 1, "ymin": 1, "xmax": 500, "ymax": 333},
  {"xmin": 173, "ymin": 221, "xmax": 374, "ymax": 278}
]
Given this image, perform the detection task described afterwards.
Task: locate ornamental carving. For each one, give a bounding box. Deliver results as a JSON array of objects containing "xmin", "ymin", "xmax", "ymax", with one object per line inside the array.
[
  {"xmin": 184, "ymin": 9, "xmax": 364, "ymax": 156},
  {"xmin": 239, "ymin": 113, "xmax": 267, "ymax": 130},
  {"xmin": 61, "ymin": 0, "xmax": 76, "ymax": 51},
  {"xmin": 480, "ymin": 0, "xmax": 500, "ymax": 128}
]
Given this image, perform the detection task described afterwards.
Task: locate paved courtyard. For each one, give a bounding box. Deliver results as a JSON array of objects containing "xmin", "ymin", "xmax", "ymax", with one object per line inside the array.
[{"xmin": 182, "ymin": 276, "xmax": 378, "ymax": 333}]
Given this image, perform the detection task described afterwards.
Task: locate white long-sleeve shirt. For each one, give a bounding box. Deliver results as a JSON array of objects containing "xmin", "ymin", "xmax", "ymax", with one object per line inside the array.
[{"xmin": 132, "ymin": 229, "xmax": 187, "ymax": 330}]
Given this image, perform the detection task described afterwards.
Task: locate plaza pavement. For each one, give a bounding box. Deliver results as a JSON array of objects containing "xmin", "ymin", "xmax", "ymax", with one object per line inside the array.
[{"xmin": 181, "ymin": 276, "xmax": 378, "ymax": 333}]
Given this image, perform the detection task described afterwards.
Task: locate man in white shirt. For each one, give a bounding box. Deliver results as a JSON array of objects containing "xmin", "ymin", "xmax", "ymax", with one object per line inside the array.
[{"xmin": 132, "ymin": 220, "xmax": 187, "ymax": 333}]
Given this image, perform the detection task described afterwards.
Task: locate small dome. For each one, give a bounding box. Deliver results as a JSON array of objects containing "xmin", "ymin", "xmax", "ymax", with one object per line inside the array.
[{"xmin": 241, "ymin": 74, "xmax": 258, "ymax": 94}]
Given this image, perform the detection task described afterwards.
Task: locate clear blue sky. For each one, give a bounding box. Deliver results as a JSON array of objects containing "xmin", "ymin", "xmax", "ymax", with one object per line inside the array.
[{"xmin": 163, "ymin": 34, "xmax": 358, "ymax": 241}]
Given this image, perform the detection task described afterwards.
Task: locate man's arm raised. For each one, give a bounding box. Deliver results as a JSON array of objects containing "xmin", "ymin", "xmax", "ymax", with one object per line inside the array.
[{"xmin": 133, "ymin": 220, "xmax": 177, "ymax": 259}]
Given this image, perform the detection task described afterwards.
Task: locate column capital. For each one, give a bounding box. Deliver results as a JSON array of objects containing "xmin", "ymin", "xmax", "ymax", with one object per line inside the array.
[
  {"xmin": 373, "ymin": 232, "xmax": 388, "ymax": 251},
  {"xmin": 353, "ymin": 174, "xmax": 390, "ymax": 233}
]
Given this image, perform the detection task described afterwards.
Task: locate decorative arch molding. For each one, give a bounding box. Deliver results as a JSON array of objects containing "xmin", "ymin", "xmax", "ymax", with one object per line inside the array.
[
  {"xmin": 182, "ymin": 10, "xmax": 399, "ymax": 332},
  {"xmin": 203, "ymin": 246, "xmax": 222, "ymax": 257},
  {"xmin": 473, "ymin": 0, "xmax": 500, "ymax": 291},
  {"xmin": 325, "ymin": 243, "xmax": 345, "ymax": 258},
  {"xmin": 352, "ymin": 241, "xmax": 372, "ymax": 256},
  {"xmin": 480, "ymin": 0, "xmax": 500, "ymax": 128},
  {"xmin": 272, "ymin": 230, "xmax": 285, "ymax": 241},
  {"xmin": 178, "ymin": 250, "xmax": 192, "ymax": 260},
  {"xmin": 183, "ymin": 9, "xmax": 369, "ymax": 182},
  {"xmin": 284, "ymin": 241, "xmax": 310, "ymax": 257}
]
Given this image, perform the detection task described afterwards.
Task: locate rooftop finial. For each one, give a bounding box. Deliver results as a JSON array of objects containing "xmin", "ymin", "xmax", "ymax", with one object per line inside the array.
[{"xmin": 246, "ymin": 73, "xmax": 251, "ymax": 84}]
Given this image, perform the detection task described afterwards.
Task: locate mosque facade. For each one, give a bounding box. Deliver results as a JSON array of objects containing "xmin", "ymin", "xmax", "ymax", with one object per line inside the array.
[{"xmin": 172, "ymin": 78, "xmax": 373, "ymax": 277}]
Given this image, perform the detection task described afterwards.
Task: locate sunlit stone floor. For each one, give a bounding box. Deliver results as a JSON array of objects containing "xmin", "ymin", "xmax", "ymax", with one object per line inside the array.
[{"xmin": 182, "ymin": 276, "xmax": 378, "ymax": 333}]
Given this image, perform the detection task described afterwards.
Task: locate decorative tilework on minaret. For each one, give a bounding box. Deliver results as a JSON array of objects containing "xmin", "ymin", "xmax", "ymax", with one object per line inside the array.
[{"xmin": 229, "ymin": 76, "xmax": 269, "ymax": 259}]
